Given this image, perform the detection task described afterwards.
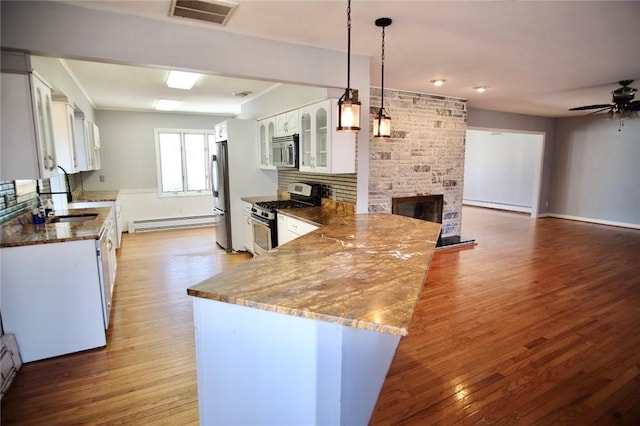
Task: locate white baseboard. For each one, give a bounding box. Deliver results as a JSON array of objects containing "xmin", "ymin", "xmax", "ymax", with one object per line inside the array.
[
  {"xmin": 463, "ymin": 199, "xmax": 532, "ymax": 214},
  {"xmin": 542, "ymin": 213, "xmax": 640, "ymax": 230},
  {"xmin": 128, "ymin": 215, "xmax": 218, "ymax": 233}
]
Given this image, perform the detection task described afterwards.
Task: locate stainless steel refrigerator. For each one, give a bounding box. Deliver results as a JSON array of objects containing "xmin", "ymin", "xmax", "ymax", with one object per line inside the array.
[{"xmin": 211, "ymin": 140, "xmax": 232, "ymax": 252}]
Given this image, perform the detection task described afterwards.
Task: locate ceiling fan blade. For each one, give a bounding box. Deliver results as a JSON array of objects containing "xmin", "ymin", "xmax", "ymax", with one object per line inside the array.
[
  {"xmin": 627, "ymin": 100, "xmax": 640, "ymax": 111},
  {"xmin": 587, "ymin": 107, "xmax": 613, "ymax": 115},
  {"xmin": 569, "ymin": 104, "xmax": 614, "ymax": 111}
]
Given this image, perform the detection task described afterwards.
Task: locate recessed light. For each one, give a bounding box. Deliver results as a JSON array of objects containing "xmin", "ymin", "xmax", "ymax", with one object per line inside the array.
[
  {"xmin": 233, "ymin": 91, "xmax": 253, "ymax": 97},
  {"xmin": 474, "ymin": 86, "xmax": 487, "ymax": 93},
  {"xmin": 431, "ymin": 79, "xmax": 446, "ymax": 87},
  {"xmin": 166, "ymin": 71, "xmax": 201, "ymax": 90},
  {"xmin": 155, "ymin": 99, "xmax": 182, "ymax": 111}
]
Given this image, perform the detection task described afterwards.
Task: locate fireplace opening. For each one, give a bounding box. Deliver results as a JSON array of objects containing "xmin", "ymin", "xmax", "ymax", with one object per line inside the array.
[
  {"xmin": 391, "ymin": 195, "xmax": 475, "ymax": 249},
  {"xmin": 392, "ymin": 195, "xmax": 444, "ymax": 245}
]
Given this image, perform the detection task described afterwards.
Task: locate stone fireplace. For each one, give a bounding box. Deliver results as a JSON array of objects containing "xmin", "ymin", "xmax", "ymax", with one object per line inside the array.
[{"xmin": 368, "ymin": 88, "xmax": 467, "ymax": 239}]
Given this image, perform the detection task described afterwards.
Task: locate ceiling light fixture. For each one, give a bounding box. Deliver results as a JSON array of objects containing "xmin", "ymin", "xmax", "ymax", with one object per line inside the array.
[
  {"xmin": 155, "ymin": 99, "xmax": 182, "ymax": 111},
  {"xmin": 337, "ymin": 0, "xmax": 361, "ymax": 132},
  {"xmin": 373, "ymin": 17, "xmax": 392, "ymax": 139},
  {"xmin": 166, "ymin": 70, "xmax": 201, "ymax": 90},
  {"xmin": 233, "ymin": 91, "xmax": 252, "ymax": 97},
  {"xmin": 474, "ymin": 86, "xmax": 487, "ymax": 93},
  {"xmin": 431, "ymin": 79, "xmax": 446, "ymax": 87}
]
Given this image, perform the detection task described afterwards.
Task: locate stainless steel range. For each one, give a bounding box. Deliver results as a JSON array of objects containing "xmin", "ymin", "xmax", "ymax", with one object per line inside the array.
[{"xmin": 250, "ymin": 182, "xmax": 322, "ymax": 255}]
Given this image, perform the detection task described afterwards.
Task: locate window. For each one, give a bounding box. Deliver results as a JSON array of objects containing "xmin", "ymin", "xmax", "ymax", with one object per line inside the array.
[{"xmin": 155, "ymin": 129, "xmax": 215, "ymax": 195}]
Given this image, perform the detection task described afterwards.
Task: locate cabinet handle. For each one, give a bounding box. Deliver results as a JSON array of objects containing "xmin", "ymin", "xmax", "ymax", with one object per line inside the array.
[{"xmin": 45, "ymin": 155, "xmax": 56, "ymax": 171}]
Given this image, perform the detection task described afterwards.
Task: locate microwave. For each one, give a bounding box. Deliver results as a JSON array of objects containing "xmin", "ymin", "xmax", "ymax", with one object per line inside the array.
[{"xmin": 271, "ymin": 134, "xmax": 299, "ymax": 168}]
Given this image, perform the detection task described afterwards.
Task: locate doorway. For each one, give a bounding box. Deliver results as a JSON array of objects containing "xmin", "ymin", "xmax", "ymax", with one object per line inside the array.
[{"xmin": 463, "ymin": 128, "xmax": 545, "ymax": 218}]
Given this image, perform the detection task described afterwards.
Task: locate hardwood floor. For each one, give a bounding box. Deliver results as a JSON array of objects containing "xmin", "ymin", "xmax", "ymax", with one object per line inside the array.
[
  {"xmin": 2, "ymin": 207, "xmax": 640, "ymax": 424},
  {"xmin": 1, "ymin": 227, "xmax": 251, "ymax": 425}
]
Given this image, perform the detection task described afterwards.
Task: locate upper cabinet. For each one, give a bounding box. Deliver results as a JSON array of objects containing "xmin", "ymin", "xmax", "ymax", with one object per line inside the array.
[
  {"xmin": 74, "ymin": 116, "xmax": 101, "ymax": 171},
  {"xmin": 215, "ymin": 121, "xmax": 227, "ymax": 142},
  {"xmin": 257, "ymin": 117, "xmax": 276, "ymax": 170},
  {"xmin": 52, "ymin": 101, "xmax": 79, "ymax": 173},
  {"xmin": 275, "ymin": 110, "xmax": 299, "ymax": 137},
  {"xmin": 1, "ymin": 71, "xmax": 58, "ymax": 180},
  {"xmin": 299, "ymin": 99, "xmax": 355, "ymax": 174}
]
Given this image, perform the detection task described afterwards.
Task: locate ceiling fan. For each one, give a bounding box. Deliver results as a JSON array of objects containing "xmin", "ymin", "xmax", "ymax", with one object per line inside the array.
[{"xmin": 569, "ymin": 80, "xmax": 640, "ymax": 131}]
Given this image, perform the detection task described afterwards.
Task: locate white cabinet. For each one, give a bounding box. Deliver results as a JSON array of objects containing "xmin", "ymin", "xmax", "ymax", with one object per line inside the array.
[
  {"xmin": 74, "ymin": 117, "xmax": 100, "ymax": 171},
  {"xmin": 275, "ymin": 110, "xmax": 299, "ymax": 137},
  {"xmin": 52, "ymin": 101, "xmax": 79, "ymax": 173},
  {"xmin": 277, "ymin": 213, "xmax": 289, "ymax": 247},
  {"xmin": 89, "ymin": 122, "xmax": 101, "ymax": 170},
  {"xmin": 277, "ymin": 213, "xmax": 319, "ymax": 247},
  {"xmin": 241, "ymin": 201, "xmax": 254, "ymax": 254},
  {"xmin": 1, "ymin": 71, "xmax": 58, "ymax": 180},
  {"xmin": 0, "ymin": 239, "xmax": 107, "ymax": 362},
  {"xmin": 215, "ymin": 121, "xmax": 227, "ymax": 141},
  {"xmin": 257, "ymin": 118, "xmax": 276, "ymax": 170},
  {"xmin": 288, "ymin": 216, "xmax": 319, "ymax": 240},
  {"xmin": 299, "ymin": 99, "xmax": 356, "ymax": 174}
]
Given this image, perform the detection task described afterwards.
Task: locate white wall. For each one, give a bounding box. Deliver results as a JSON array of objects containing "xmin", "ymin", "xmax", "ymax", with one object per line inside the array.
[
  {"xmin": 87, "ymin": 110, "xmax": 226, "ymax": 190},
  {"xmin": 464, "ymin": 129, "xmax": 543, "ymax": 214},
  {"xmin": 467, "ymin": 108, "xmax": 556, "ymax": 215},
  {"xmin": 86, "ymin": 110, "xmax": 222, "ymax": 228},
  {"xmin": 238, "ymin": 84, "xmax": 332, "ymax": 120},
  {"xmin": 1, "ymin": 0, "xmax": 371, "ymax": 211},
  {"xmin": 551, "ymin": 115, "xmax": 640, "ymax": 227}
]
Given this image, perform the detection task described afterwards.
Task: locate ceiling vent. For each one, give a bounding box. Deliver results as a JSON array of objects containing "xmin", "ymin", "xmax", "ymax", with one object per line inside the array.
[{"xmin": 170, "ymin": 0, "xmax": 237, "ymax": 26}]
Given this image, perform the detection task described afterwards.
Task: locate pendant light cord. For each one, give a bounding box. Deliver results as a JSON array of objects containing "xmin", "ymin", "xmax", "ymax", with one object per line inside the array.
[
  {"xmin": 380, "ymin": 24, "xmax": 385, "ymax": 110},
  {"xmin": 346, "ymin": 0, "xmax": 352, "ymax": 93}
]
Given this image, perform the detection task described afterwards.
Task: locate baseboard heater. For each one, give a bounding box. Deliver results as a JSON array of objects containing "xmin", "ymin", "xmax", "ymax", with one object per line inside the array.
[{"xmin": 128, "ymin": 215, "xmax": 217, "ymax": 233}]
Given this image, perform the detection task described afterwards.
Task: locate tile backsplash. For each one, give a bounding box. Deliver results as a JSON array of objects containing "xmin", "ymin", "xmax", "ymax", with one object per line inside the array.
[
  {"xmin": 0, "ymin": 174, "xmax": 83, "ymax": 224},
  {"xmin": 278, "ymin": 170, "xmax": 357, "ymax": 204}
]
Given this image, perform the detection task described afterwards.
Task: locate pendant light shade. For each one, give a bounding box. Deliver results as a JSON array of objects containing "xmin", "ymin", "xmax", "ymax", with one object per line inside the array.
[
  {"xmin": 374, "ymin": 17, "xmax": 392, "ymax": 139},
  {"xmin": 373, "ymin": 108, "xmax": 391, "ymax": 137},
  {"xmin": 338, "ymin": 89, "xmax": 361, "ymax": 131},
  {"xmin": 337, "ymin": 0, "xmax": 361, "ymax": 132}
]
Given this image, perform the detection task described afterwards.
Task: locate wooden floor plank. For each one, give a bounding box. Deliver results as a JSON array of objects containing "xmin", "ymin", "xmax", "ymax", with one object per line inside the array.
[{"xmin": 2, "ymin": 207, "xmax": 640, "ymax": 425}]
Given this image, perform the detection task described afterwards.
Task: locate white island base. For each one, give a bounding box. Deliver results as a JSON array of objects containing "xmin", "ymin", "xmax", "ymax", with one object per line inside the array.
[{"xmin": 193, "ymin": 297, "xmax": 401, "ymax": 426}]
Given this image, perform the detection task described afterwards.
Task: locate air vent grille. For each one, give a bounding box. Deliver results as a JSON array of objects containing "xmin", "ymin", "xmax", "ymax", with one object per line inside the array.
[{"xmin": 170, "ymin": 0, "xmax": 237, "ymax": 26}]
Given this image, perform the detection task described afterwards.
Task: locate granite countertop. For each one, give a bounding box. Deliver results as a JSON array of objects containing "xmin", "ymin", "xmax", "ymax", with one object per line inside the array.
[
  {"xmin": 0, "ymin": 207, "xmax": 113, "ymax": 248},
  {"xmin": 277, "ymin": 199, "xmax": 356, "ymax": 227},
  {"xmin": 74, "ymin": 190, "xmax": 120, "ymax": 202},
  {"xmin": 188, "ymin": 212, "xmax": 441, "ymax": 336},
  {"xmin": 240, "ymin": 194, "xmax": 288, "ymax": 204}
]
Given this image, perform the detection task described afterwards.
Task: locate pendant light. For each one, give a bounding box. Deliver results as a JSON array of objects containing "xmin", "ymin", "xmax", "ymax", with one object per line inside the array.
[
  {"xmin": 373, "ymin": 17, "xmax": 392, "ymax": 139},
  {"xmin": 337, "ymin": 0, "xmax": 361, "ymax": 132}
]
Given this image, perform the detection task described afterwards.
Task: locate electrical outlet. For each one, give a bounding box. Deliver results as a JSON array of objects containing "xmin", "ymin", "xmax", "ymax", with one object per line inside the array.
[{"xmin": 99, "ymin": 175, "xmax": 105, "ymax": 183}]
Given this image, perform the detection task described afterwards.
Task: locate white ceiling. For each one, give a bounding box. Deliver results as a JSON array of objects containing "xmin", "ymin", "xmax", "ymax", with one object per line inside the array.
[{"xmin": 58, "ymin": 0, "xmax": 640, "ymax": 118}]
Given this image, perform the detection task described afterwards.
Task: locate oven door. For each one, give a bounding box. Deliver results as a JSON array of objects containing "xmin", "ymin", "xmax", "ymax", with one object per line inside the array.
[{"xmin": 251, "ymin": 216, "xmax": 274, "ymax": 255}]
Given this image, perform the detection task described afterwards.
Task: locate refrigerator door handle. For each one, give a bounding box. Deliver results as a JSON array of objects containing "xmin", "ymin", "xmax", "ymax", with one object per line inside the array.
[
  {"xmin": 212, "ymin": 208, "xmax": 224, "ymax": 224},
  {"xmin": 210, "ymin": 154, "xmax": 219, "ymax": 197}
]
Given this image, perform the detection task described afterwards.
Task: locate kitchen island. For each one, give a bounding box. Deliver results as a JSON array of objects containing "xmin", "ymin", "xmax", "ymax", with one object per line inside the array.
[{"xmin": 187, "ymin": 212, "xmax": 441, "ymax": 425}]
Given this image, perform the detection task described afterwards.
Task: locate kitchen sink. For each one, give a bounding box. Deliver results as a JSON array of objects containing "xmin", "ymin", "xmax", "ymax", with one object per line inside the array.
[{"xmin": 50, "ymin": 213, "xmax": 99, "ymax": 223}]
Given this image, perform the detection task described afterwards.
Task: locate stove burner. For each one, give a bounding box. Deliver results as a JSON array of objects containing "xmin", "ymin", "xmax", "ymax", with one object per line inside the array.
[{"xmin": 255, "ymin": 200, "xmax": 311, "ymax": 211}]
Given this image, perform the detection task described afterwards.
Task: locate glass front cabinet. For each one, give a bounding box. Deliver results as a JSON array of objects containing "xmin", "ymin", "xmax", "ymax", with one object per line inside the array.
[
  {"xmin": 298, "ymin": 99, "xmax": 355, "ymax": 174},
  {"xmin": 257, "ymin": 117, "xmax": 276, "ymax": 170}
]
